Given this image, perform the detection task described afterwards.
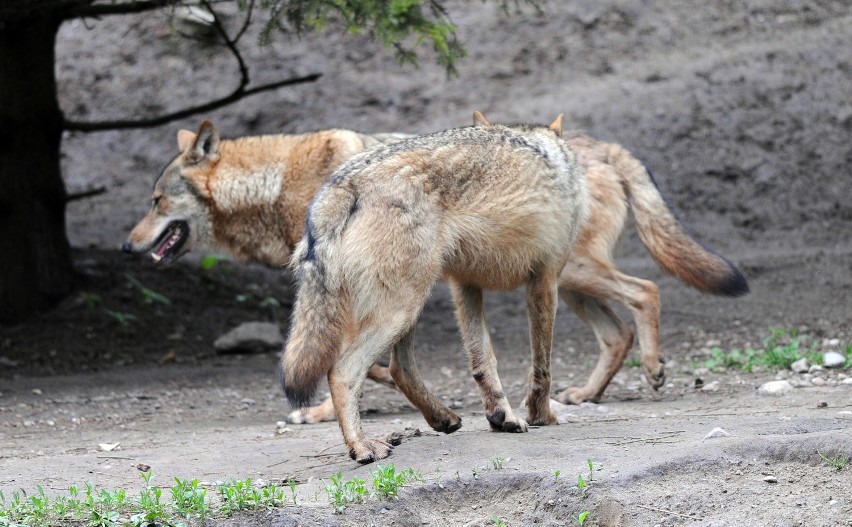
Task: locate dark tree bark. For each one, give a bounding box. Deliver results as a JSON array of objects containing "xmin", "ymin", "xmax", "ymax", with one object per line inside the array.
[{"xmin": 0, "ymin": 16, "xmax": 74, "ymax": 322}]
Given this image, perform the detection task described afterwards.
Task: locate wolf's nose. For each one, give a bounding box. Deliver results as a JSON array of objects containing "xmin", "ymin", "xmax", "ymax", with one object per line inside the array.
[{"xmin": 121, "ymin": 240, "xmax": 134, "ymax": 254}]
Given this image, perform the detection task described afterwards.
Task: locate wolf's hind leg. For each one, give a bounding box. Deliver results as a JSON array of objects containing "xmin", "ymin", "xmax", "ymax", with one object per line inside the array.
[
  {"xmin": 329, "ymin": 308, "xmax": 424, "ymax": 464},
  {"xmin": 390, "ymin": 327, "xmax": 462, "ymax": 434},
  {"xmin": 287, "ymin": 395, "xmax": 336, "ymax": 424},
  {"xmin": 555, "ymin": 290, "xmax": 634, "ymax": 404},
  {"xmin": 451, "ymin": 282, "xmax": 527, "ymax": 433}
]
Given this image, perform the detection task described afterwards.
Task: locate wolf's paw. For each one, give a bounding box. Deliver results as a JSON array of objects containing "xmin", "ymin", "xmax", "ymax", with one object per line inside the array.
[
  {"xmin": 526, "ymin": 409, "xmax": 558, "ymax": 427},
  {"xmin": 486, "ymin": 409, "xmax": 528, "ymax": 433},
  {"xmin": 429, "ymin": 412, "xmax": 462, "ymax": 434},
  {"xmin": 349, "ymin": 438, "xmax": 393, "ymax": 464},
  {"xmin": 286, "ymin": 407, "xmax": 331, "ymax": 425},
  {"xmin": 554, "ymin": 386, "xmax": 600, "ymax": 405},
  {"xmin": 643, "ymin": 360, "xmax": 666, "ymax": 390}
]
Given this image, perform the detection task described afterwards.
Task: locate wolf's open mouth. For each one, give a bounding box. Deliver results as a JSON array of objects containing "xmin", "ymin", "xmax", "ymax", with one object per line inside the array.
[{"xmin": 150, "ymin": 220, "xmax": 189, "ymax": 266}]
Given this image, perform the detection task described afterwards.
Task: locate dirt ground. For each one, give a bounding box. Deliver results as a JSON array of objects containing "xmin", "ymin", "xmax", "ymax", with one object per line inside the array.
[{"xmin": 2, "ymin": 0, "xmax": 852, "ymax": 525}]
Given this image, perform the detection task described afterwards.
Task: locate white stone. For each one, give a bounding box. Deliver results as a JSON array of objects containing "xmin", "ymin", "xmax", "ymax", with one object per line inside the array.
[
  {"xmin": 758, "ymin": 380, "xmax": 794, "ymax": 395},
  {"xmin": 702, "ymin": 427, "xmax": 731, "ymax": 441},
  {"xmin": 823, "ymin": 351, "xmax": 846, "ymax": 368},
  {"xmin": 790, "ymin": 358, "xmax": 810, "ymax": 373},
  {"xmin": 701, "ymin": 381, "xmax": 721, "ymax": 392},
  {"xmin": 214, "ymin": 321, "xmax": 283, "ymax": 353}
]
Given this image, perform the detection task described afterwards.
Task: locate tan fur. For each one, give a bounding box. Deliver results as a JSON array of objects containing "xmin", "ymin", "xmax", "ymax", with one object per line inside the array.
[
  {"xmin": 281, "ymin": 120, "xmax": 588, "ymax": 462},
  {"xmin": 126, "ymin": 118, "xmax": 748, "ymax": 431},
  {"xmin": 124, "ymin": 120, "xmax": 372, "ymax": 267}
]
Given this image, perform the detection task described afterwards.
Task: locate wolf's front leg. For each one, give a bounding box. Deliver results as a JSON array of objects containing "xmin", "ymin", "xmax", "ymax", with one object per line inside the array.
[
  {"xmin": 525, "ymin": 269, "xmax": 559, "ymax": 426},
  {"xmin": 389, "ymin": 327, "xmax": 462, "ymax": 434},
  {"xmin": 451, "ymin": 282, "xmax": 527, "ymax": 433}
]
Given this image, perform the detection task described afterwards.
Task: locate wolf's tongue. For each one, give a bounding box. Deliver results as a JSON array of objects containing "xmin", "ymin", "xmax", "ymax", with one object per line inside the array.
[{"xmin": 153, "ymin": 236, "xmax": 173, "ymax": 260}]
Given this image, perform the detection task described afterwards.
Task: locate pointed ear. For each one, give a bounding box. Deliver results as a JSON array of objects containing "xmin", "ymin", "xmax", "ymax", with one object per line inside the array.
[
  {"xmin": 472, "ymin": 111, "xmax": 491, "ymax": 127},
  {"xmin": 185, "ymin": 120, "xmax": 220, "ymax": 164},
  {"xmin": 548, "ymin": 113, "xmax": 564, "ymax": 137},
  {"xmin": 177, "ymin": 129, "xmax": 197, "ymax": 152}
]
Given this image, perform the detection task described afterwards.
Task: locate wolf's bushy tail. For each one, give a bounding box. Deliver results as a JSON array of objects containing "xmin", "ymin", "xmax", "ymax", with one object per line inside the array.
[
  {"xmin": 280, "ymin": 188, "xmax": 354, "ymax": 407},
  {"xmin": 613, "ymin": 144, "xmax": 749, "ymax": 296}
]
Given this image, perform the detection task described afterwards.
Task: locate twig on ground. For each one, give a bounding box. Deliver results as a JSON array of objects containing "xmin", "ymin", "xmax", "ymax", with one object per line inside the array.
[{"xmin": 637, "ymin": 504, "xmax": 704, "ymax": 520}]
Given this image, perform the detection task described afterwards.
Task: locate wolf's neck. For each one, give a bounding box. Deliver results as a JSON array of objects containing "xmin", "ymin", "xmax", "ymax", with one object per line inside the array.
[{"xmin": 208, "ymin": 162, "xmax": 296, "ymax": 267}]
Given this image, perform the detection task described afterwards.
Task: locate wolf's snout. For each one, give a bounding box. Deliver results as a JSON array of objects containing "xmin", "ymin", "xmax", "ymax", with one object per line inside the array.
[{"xmin": 121, "ymin": 240, "xmax": 135, "ymax": 254}]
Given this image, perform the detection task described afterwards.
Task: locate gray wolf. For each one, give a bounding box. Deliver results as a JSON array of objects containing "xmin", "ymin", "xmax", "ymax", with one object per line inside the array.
[
  {"xmin": 123, "ymin": 117, "xmax": 748, "ymax": 428},
  {"xmin": 281, "ymin": 115, "xmax": 588, "ymax": 462}
]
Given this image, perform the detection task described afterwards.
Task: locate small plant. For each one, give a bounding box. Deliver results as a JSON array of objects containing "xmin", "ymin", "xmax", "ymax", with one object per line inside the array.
[
  {"xmin": 126, "ymin": 273, "xmax": 172, "ymax": 306},
  {"xmin": 199, "ymin": 253, "xmax": 227, "ymax": 271},
  {"xmin": 491, "ymin": 514, "xmax": 506, "ymax": 526},
  {"xmin": 171, "ymin": 477, "xmax": 209, "ymax": 519},
  {"xmin": 577, "ymin": 510, "xmax": 590, "ymax": 525},
  {"xmin": 624, "ymin": 356, "xmax": 641, "ymax": 368},
  {"xmin": 586, "ymin": 459, "xmax": 595, "ymax": 481},
  {"xmin": 287, "ymin": 479, "xmax": 299, "ymax": 505},
  {"xmin": 552, "ymin": 469, "xmax": 561, "ymax": 482},
  {"xmin": 817, "ymin": 450, "xmax": 850, "ymax": 470},
  {"xmin": 371, "ymin": 464, "xmax": 421, "ymax": 499},
  {"xmin": 576, "ymin": 474, "xmax": 587, "ymax": 497},
  {"xmin": 104, "ymin": 309, "xmax": 138, "ymax": 327},
  {"xmin": 325, "ymin": 471, "xmax": 367, "ymax": 513},
  {"xmin": 78, "ymin": 291, "xmax": 102, "ymax": 309},
  {"xmin": 132, "ymin": 471, "xmax": 170, "ymax": 526},
  {"xmin": 492, "ymin": 456, "xmax": 507, "ymax": 470}
]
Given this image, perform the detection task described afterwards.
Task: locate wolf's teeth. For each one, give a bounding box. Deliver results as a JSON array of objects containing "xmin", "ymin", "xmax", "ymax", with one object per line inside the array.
[{"xmin": 152, "ymin": 253, "xmax": 162, "ymax": 262}]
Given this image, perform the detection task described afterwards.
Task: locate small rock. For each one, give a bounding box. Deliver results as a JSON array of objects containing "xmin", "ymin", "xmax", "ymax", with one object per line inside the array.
[
  {"xmin": 809, "ymin": 365, "xmax": 824, "ymax": 373},
  {"xmin": 817, "ymin": 401, "xmax": 828, "ymax": 408},
  {"xmin": 811, "ymin": 377, "xmax": 826, "ymax": 386},
  {"xmin": 790, "ymin": 358, "xmax": 810, "ymax": 374},
  {"xmin": 758, "ymin": 380, "xmax": 794, "ymax": 395},
  {"xmin": 842, "ymin": 378, "xmax": 852, "ymax": 385},
  {"xmin": 763, "ymin": 476, "xmax": 778, "ymax": 483},
  {"xmin": 702, "ymin": 427, "xmax": 731, "ymax": 441},
  {"xmin": 214, "ymin": 322, "xmax": 283, "ymax": 354},
  {"xmin": 0, "ymin": 356, "xmax": 18, "ymax": 368},
  {"xmin": 32, "ymin": 388, "xmax": 43, "ymax": 395},
  {"xmin": 701, "ymin": 381, "xmax": 720, "ymax": 392},
  {"xmin": 823, "ymin": 351, "xmax": 846, "ymax": 369}
]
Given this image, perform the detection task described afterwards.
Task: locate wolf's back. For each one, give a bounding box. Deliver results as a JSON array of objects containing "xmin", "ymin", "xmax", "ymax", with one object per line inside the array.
[{"xmin": 611, "ymin": 144, "xmax": 749, "ymax": 296}]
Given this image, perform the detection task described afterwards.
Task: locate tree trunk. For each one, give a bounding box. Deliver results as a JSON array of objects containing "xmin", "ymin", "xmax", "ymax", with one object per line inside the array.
[{"xmin": 0, "ymin": 16, "xmax": 74, "ymax": 322}]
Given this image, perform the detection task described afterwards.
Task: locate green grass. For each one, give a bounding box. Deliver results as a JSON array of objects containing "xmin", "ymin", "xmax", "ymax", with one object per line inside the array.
[
  {"xmin": 700, "ymin": 326, "xmax": 850, "ymax": 373},
  {"xmin": 817, "ymin": 450, "xmax": 850, "ymax": 470},
  {"xmin": 325, "ymin": 471, "xmax": 367, "ymax": 514},
  {"xmin": 370, "ymin": 465, "xmax": 422, "ymax": 499},
  {"xmin": 0, "ymin": 472, "xmax": 294, "ymax": 526}
]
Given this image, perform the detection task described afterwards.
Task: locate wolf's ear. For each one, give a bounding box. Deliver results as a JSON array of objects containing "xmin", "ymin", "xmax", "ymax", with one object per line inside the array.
[
  {"xmin": 548, "ymin": 114, "xmax": 564, "ymax": 137},
  {"xmin": 177, "ymin": 129, "xmax": 197, "ymax": 152},
  {"xmin": 472, "ymin": 111, "xmax": 491, "ymax": 127},
  {"xmin": 185, "ymin": 120, "xmax": 220, "ymax": 164}
]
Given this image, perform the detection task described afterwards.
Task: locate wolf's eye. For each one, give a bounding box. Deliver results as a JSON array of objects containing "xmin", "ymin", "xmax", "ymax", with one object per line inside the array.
[{"xmin": 152, "ymin": 196, "xmax": 161, "ymax": 208}]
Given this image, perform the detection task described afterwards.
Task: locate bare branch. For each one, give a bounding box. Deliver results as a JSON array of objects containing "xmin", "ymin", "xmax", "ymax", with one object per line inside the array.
[
  {"xmin": 201, "ymin": 0, "xmax": 249, "ymax": 83},
  {"xmin": 63, "ymin": 73, "xmax": 321, "ymax": 132},
  {"xmin": 66, "ymin": 186, "xmax": 107, "ymax": 202},
  {"xmin": 64, "ymin": 0, "xmax": 179, "ymax": 20}
]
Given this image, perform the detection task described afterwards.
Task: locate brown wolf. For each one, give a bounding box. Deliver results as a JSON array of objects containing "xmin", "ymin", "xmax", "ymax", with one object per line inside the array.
[
  {"xmin": 281, "ymin": 116, "xmax": 588, "ymax": 462},
  {"xmin": 124, "ymin": 117, "xmax": 748, "ymax": 426}
]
